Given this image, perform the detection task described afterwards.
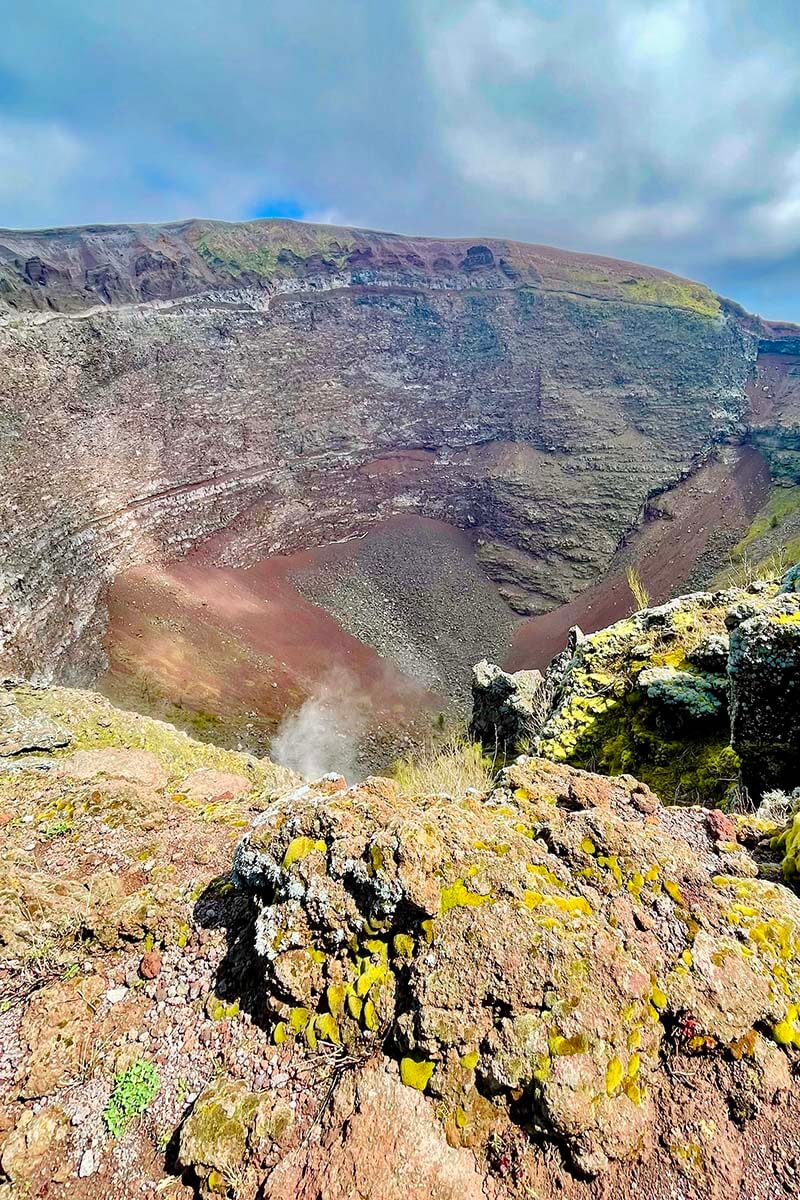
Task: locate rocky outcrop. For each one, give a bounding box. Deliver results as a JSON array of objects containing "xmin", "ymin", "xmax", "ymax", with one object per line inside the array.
[
  {"xmin": 178, "ymin": 1076, "xmax": 293, "ymax": 1199},
  {"xmin": 0, "ymin": 689, "xmax": 70, "ymax": 755},
  {"xmin": 2, "ymin": 677, "xmax": 800, "ymax": 1198},
  {"xmin": 469, "ymin": 659, "xmax": 545, "ymax": 750},
  {"xmin": 472, "ymin": 565, "xmax": 800, "ymax": 809},
  {"xmin": 0, "ymin": 219, "xmax": 757, "ymax": 683},
  {"xmin": 232, "ymin": 757, "xmax": 800, "ymax": 1178},
  {"xmin": 729, "ymin": 589, "xmax": 800, "ymax": 795}
]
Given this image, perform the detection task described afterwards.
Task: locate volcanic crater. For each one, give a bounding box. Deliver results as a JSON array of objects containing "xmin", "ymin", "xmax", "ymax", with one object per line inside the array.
[{"xmin": 0, "ymin": 218, "xmax": 796, "ymax": 770}]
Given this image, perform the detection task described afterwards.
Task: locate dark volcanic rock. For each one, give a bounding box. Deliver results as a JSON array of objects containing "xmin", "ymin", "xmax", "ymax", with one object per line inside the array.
[
  {"xmin": 470, "ymin": 659, "xmax": 545, "ymax": 750},
  {"xmin": 729, "ymin": 592, "xmax": 800, "ymax": 796}
]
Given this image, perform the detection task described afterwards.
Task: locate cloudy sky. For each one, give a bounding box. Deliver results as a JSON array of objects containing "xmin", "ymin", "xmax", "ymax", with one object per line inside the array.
[{"xmin": 1, "ymin": 0, "xmax": 798, "ymax": 317}]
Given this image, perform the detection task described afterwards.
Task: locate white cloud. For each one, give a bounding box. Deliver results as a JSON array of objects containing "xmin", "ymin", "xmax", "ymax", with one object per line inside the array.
[
  {"xmin": 0, "ymin": 0, "xmax": 799, "ymax": 312},
  {"xmin": 0, "ymin": 119, "xmax": 85, "ymax": 225},
  {"xmin": 416, "ymin": 0, "xmax": 800, "ymax": 267},
  {"xmin": 749, "ymin": 149, "xmax": 800, "ymax": 252},
  {"xmin": 617, "ymin": 0, "xmax": 694, "ymax": 70},
  {"xmin": 595, "ymin": 203, "xmax": 702, "ymax": 242}
]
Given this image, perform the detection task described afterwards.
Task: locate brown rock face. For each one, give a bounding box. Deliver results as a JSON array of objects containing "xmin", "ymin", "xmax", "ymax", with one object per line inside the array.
[
  {"xmin": 263, "ymin": 1062, "xmax": 488, "ymax": 1200},
  {"xmin": 232, "ymin": 756, "xmax": 800, "ymax": 1178},
  {"xmin": 0, "ymin": 219, "xmax": 758, "ymax": 687},
  {"xmin": 55, "ymin": 747, "xmax": 168, "ymax": 789}
]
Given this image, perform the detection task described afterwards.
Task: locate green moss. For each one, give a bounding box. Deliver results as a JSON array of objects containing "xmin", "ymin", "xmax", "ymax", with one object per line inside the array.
[
  {"xmin": 773, "ymin": 813, "xmax": 800, "ymax": 882},
  {"xmin": 736, "ymin": 487, "xmax": 800, "ymax": 554},
  {"xmin": 555, "ymin": 264, "xmax": 720, "ymax": 317},
  {"xmin": 718, "ymin": 487, "xmax": 800, "ymax": 583},
  {"xmin": 13, "ymin": 684, "xmax": 289, "ymax": 794},
  {"xmin": 282, "ymin": 836, "xmax": 326, "ymax": 869},
  {"xmin": 551, "ymin": 690, "xmax": 739, "ymax": 807},
  {"xmin": 206, "ymin": 996, "xmax": 240, "ymax": 1022},
  {"xmin": 440, "ymin": 878, "xmax": 493, "ymax": 913},
  {"xmin": 523, "ymin": 890, "xmax": 593, "ymax": 917},
  {"xmin": 192, "ymin": 222, "xmax": 356, "ymax": 279}
]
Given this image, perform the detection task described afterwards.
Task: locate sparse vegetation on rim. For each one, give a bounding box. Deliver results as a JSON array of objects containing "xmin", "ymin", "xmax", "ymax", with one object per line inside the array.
[
  {"xmin": 104, "ymin": 1060, "xmax": 160, "ymax": 1137},
  {"xmin": 625, "ymin": 565, "xmax": 651, "ymax": 612},
  {"xmin": 391, "ymin": 729, "xmax": 496, "ymax": 797}
]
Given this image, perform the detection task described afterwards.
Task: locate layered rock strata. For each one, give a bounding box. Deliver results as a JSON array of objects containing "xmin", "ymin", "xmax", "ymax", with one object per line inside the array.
[{"xmin": 0, "ymin": 219, "xmax": 757, "ymax": 683}]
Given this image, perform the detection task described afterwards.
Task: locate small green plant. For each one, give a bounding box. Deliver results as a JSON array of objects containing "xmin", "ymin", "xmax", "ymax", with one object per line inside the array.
[
  {"xmin": 625, "ymin": 565, "xmax": 651, "ymax": 612},
  {"xmin": 104, "ymin": 1060, "xmax": 160, "ymax": 1137},
  {"xmin": 42, "ymin": 818, "xmax": 71, "ymax": 839}
]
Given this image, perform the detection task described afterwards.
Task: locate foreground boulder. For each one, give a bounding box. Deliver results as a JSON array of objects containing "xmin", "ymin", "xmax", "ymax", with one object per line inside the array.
[
  {"xmin": 178, "ymin": 1076, "xmax": 293, "ymax": 1198},
  {"xmin": 234, "ymin": 758, "xmax": 800, "ymax": 1177}
]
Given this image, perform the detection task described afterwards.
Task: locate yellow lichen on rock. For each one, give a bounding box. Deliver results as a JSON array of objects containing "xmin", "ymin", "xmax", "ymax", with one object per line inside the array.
[{"xmin": 233, "ymin": 754, "xmax": 800, "ymax": 1177}]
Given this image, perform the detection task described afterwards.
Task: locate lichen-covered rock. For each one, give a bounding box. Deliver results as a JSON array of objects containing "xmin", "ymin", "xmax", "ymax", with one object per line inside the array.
[
  {"xmin": 529, "ymin": 593, "xmax": 750, "ymax": 805},
  {"xmin": 510, "ymin": 578, "xmax": 800, "ymax": 807},
  {"xmin": 729, "ymin": 591, "xmax": 800, "ymax": 796},
  {"xmin": 178, "ymin": 1075, "xmax": 293, "ymax": 1198},
  {"xmin": 233, "ymin": 758, "xmax": 800, "ymax": 1175},
  {"xmin": 686, "ymin": 633, "xmax": 730, "ymax": 673},
  {"xmin": 0, "ymin": 689, "xmax": 70, "ymax": 756},
  {"xmin": 773, "ymin": 814, "xmax": 800, "ymax": 884},
  {"xmin": 636, "ymin": 665, "xmax": 727, "ymax": 729},
  {"xmin": 780, "ymin": 561, "xmax": 800, "ymax": 592},
  {"xmin": 470, "ymin": 659, "xmax": 545, "ymax": 751}
]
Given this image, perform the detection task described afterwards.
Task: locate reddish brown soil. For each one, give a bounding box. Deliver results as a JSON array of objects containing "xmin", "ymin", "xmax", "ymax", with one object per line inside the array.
[
  {"xmin": 102, "ymin": 545, "xmax": 434, "ymax": 745},
  {"xmin": 103, "ymin": 450, "xmax": 770, "ymax": 744},
  {"xmin": 102, "ymin": 514, "xmax": 510, "ymax": 756},
  {"xmin": 356, "ymin": 449, "xmax": 438, "ymax": 477},
  {"xmin": 506, "ymin": 447, "xmax": 769, "ymax": 672}
]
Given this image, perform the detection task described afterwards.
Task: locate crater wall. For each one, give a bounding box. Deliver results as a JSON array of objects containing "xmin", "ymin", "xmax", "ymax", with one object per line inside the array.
[{"xmin": 0, "ymin": 219, "xmax": 758, "ymax": 682}]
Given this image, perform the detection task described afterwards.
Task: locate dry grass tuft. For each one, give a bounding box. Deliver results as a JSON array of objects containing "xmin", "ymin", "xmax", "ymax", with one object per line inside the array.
[
  {"xmin": 723, "ymin": 547, "xmax": 790, "ymax": 588},
  {"xmin": 392, "ymin": 731, "xmax": 495, "ymax": 798},
  {"xmin": 625, "ymin": 565, "xmax": 651, "ymax": 612}
]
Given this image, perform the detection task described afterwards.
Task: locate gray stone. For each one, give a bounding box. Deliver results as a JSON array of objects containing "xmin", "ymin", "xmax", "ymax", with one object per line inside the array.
[
  {"xmin": 637, "ymin": 666, "xmax": 727, "ymax": 730},
  {"xmin": 780, "ymin": 562, "xmax": 800, "ymax": 593},
  {"xmin": 686, "ymin": 633, "xmax": 730, "ymax": 674},
  {"xmin": 78, "ymin": 1148, "xmax": 96, "ymax": 1178},
  {"xmin": 470, "ymin": 660, "xmax": 545, "ymax": 752}
]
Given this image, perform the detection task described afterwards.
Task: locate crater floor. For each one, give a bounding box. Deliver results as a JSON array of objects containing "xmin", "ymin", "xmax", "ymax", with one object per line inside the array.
[{"xmin": 99, "ymin": 447, "xmax": 768, "ymax": 772}]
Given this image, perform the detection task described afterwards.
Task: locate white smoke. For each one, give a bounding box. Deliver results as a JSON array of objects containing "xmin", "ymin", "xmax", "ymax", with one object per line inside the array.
[{"xmin": 270, "ymin": 669, "xmax": 368, "ymax": 781}]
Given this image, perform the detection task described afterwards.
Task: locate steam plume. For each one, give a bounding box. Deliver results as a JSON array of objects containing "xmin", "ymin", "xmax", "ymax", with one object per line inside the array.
[{"xmin": 270, "ymin": 669, "xmax": 368, "ymax": 781}]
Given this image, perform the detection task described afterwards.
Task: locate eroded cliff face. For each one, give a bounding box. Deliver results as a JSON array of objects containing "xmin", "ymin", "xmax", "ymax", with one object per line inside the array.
[{"xmin": 0, "ymin": 219, "xmax": 757, "ymax": 683}]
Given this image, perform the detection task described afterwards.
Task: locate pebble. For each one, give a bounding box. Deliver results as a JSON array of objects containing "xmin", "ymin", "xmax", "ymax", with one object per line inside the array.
[
  {"xmin": 106, "ymin": 986, "xmax": 128, "ymax": 1004},
  {"xmin": 139, "ymin": 950, "xmax": 163, "ymax": 980},
  {"xmin": 78, "ymin": 1148, "xmax": 96, "ymax": 1178}
]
